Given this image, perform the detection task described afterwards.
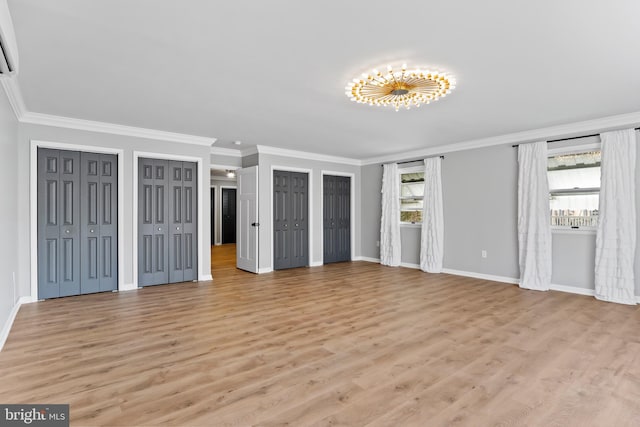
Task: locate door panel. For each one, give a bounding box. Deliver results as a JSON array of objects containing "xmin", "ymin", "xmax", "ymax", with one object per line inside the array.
[
  {"xmin": 138, "ymin": 158, "xmax": 169, "ymax": 286},
  {"xmin": 81, "ymin": 152, "xmax": 118, "ymax": 294},
  {"xmin": 273, "ymin": 170, "xmax": 308, "ymax": 270},
  {"xmin": 38, "ymin": 148, "xmax": 117, "ymax": 299},
  {"xmin": 323, "ymin": 175, "xmax": 351, "ymax": 264},
  {"xmin": 237, "ymin": 166, "xmax": 259, "ymax": 273},
  {"xmin": 140, "ymin": 158, "xmax": 197, "ymax": 286}
]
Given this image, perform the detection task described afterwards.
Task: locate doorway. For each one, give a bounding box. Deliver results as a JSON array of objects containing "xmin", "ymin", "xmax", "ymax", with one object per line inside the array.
[{"xmin": 221, "ymin": 187, "xmax": 237, "ymax": 244}]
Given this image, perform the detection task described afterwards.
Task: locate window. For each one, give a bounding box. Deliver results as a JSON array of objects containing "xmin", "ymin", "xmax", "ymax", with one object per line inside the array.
[
  {"xmin": 400, "ymin": 169, "xmax": 424, "ymax": 224},
  {"xmin": 547, "ymin": 148, "xmax": 600, "ymax": 229}
]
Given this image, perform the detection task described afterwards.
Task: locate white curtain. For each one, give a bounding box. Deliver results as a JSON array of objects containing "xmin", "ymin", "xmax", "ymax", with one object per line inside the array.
[
  {"xmin": 380, "ymin": 163, "xmax": 401, "ymax": 266},
  {"xmin": 595, "ymin": 129, "xmax": 637, "ymax": 305},
  {"xmin": 420, "ymin": 157, "xmax": 444, "ymax": 273},
  {"xmin": 518, "ymin": 141, "xmax": 552, "ymax": 291}
]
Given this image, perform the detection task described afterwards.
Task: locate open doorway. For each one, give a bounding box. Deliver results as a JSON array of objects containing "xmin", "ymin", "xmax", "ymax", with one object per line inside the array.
[{"xmin": 210, "ymin": 167, "xmax": 238, "ymax": 272}]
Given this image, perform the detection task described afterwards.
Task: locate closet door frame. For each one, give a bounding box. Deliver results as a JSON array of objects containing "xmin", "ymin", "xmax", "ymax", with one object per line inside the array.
[
  {"xmin": 321, "ymin": 170, "xmax": 355, "ymax": 263},
  {"xmin": 133, "ymin": 151, "xmax": 207, "ymax": 287},
  {"xmin": 29, "ymin": 140, "xmax": 124, "ymax": 301},
  {"xmin": 270, "ymin": 165, "xmax": 313, "ymax": 271}
]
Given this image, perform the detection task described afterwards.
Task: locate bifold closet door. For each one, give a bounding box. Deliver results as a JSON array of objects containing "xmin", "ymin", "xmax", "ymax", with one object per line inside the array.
[
  {"xmin": 168, "ymin": 161, "xmax": 197, "ymax": 283},
  {"xmin": 139, "ymin": 158, "xmax": 197, "ymax": 286},
  {"xmin": 323, "ymin": 175, "xmax": 351, "ymax": 264},
  {"xmin": 80, "ymin": 152, "xmax": 118, "ymax": 293},
  {"xmin": 273, "ymin": 170, "xmax": 308, "ymax": 270},
  {"xmin": 37, "ymin": 148, "xmax": 118, "ymax": 299}
]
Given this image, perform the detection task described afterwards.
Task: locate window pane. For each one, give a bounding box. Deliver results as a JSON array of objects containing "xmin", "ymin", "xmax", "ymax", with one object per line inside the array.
[
  {"xmin": 548, "ymin": 167, "xmax": 600, "ymax": 190},
  {"xmin": 547, "ymin": 150, "xmax": 600, "ymax": 228},
  {"xmin": 401, "ymin": 210, "xmax": 422, "ymax": 223},
  {"xmin": 550, "ymin": 194, "xmax": 598, "ymax": 227},
  {"xmin": 401, "ymin": 182, "xmax": 425, "ymax": 197}
]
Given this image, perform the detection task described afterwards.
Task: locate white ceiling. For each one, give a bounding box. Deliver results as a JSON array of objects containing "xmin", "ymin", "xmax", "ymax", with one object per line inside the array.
[{"xmin": 8, "ymin": 0, "xmax": 640, "ymax": 159}]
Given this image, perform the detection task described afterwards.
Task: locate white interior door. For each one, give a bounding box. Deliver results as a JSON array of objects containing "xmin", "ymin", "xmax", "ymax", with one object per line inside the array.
[{"xmin": 237, "ymin": 166, "xmax": 259, "ymax": 272}]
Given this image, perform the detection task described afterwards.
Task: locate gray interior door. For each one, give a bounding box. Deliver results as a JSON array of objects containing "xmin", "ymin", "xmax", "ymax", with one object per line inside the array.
[
  {"xmin": 37, "ymin": 148, "xmax": 118, "ymax": 299},
  {"xmin": 323, "ymin": 175, "xmax": 351, "ymax": 264},
  {"xmin": 80, "ymin": 152, "xmax": 118, "ymax": 293},
  {"xmin": 273, "ymin": 170, "xmax": 308, "ymax": 270},
  {"xmin": 168, "ymin": 161, "xmax": 198, "ymax": 283},
  {"xmin": 139, "ymin": 158, "xmax": 169, "ymax": 286},
  {"xmin": 38, "ymin": 148, "xmax": 81, "ymax": 298},
  {"xmin": 139, "ymin": 158, "xmax": 197, "ymax": 286},
  {"xmin": 221, "ymin": 188, "xmax": 237, "ymax": 244}
]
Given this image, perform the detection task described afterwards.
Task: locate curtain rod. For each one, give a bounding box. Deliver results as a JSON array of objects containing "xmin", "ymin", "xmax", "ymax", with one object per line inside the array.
[
  {"xmin": 511, "ymin": 127, "xmax": 640, "ymax": 148},
  {"xmin": 381, "ymin": 155, "xmax": 445, "ymax": 166}
]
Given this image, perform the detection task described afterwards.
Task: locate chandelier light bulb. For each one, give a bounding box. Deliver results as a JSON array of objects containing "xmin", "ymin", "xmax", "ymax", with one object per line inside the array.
[{"xmin": 345, "ymin": 64, "xmax": 455, "ymax": 111}]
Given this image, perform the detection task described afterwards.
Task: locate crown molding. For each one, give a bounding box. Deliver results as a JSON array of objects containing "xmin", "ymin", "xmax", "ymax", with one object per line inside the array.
[
  {"xmin": 254, "ymin": 144, "xmax": 361, "ymax": 166},
  {"xmin": 0, "ymin": 76, "xmax": 26, "ymax": 120},
  {"xmin": 20, "ymin": 111, "xmax": 216, "ymax": 146},
  {"xmin": 361, "ymin": 110, "xmax": 640, "ymax": 165},
  {"xmin": 210, "ymin": 146, "xmax": 243, "ymax": 157}
]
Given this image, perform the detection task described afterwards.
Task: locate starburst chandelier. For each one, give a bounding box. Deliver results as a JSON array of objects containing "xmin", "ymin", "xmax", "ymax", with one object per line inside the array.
[{"xmin": 345, "ymin": 64, "xmax": 456, "ymax": 111}]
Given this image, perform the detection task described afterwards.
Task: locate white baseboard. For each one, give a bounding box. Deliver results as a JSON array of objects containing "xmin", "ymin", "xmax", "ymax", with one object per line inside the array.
[
  {"xmin": 258, "ymin": 267, "xmax": 273, "ymax": 274},
  {"xmin": 119, "ymin": 283, "xmax": 138, "ymax": 291},
  {"xmin": 353, "ymin": 256, "xmax": 380, "ymax": 263},
  {"xmin": 400, "ymin": 262, "xmax": 420, "ymax": 269},
  {"xmin": 441, "ymin": 268, "xmax": 520, "ymax": 285},
  {"xmin": 199, "ymin": 274, "xmax": 213, "ymax": 281},
  {"xmin": 0, "ymin": 296, "xmax": 31, "ymax": 352},
  {"xmin": 309, "ymin": 261, "xmax": 323, "ymax": 267},
  {"xmin": 549, "ymin": 283, "xmax": 595, "ymax": 297}
]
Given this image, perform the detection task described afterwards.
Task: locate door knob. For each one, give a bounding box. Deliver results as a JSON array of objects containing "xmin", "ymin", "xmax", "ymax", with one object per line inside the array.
[
  {"xmin": 251, "ymin": 222, "xmax": 260, "ymax": 227},
  {"xmin": 295, "ymin": 223, "xmax": 299, "ymax": 227},
  {"xmin": 90, "ymin": 229, "xmax": 94, "ymax": 233},
  {"xmin": 176, "ymin": 226, "xmax": 180, "ymax": 230},
  {"xmin": 65, "ymin": 229, "xmax": 70, "ymax": 234},
  {"xmin": 158, "ymin": 227, "xmax": 162, "ymax": 231}
]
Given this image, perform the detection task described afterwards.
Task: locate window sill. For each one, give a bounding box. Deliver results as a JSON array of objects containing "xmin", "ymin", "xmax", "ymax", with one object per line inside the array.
[
  {"xmin": 400, "ymin": 223, "xmax": 422, "ymax": 228},
  {"xmin": 551, "ymin": 227, "xmax": 597, "ymax": 235}
]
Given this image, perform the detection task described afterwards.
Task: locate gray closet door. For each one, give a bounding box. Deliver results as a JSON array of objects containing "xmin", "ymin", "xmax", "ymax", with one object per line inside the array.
[
  {"xmin": 273, "ymin": 170, "xmax": 308, "ymax": 270},
  {"xmin": 138, "ymin": 158, "xmax": 169, "ymax": 286},
  {"xmin": 38, "ymin": 148, "xmax": 118, "ymax": 299},
  {"xmin": 37, "ymin": 148, "xmax": 81, "ymax": 298},
  {"xmin": 168, "ymin": 161, "xmax": 198, "ymax": 283},
  {"xmin": 323, "ymin": 175, "xmax": 351, "ymax": 264},
  {"xmin": 139, "ymin": 158, "xmax": 197, "ymax": 286},
  {"xmin": 80, "ymin": 152, "xmax": 118, "ymax": 293}
]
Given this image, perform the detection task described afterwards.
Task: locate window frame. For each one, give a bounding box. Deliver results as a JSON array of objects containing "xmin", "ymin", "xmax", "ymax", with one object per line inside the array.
[
  {"xmin": 399, "ymin": 165, "xmax": 425, "ymax": 226},
  {"xmin": 547, "ymin": 142, "xmax": 601, "ymax": 233}
]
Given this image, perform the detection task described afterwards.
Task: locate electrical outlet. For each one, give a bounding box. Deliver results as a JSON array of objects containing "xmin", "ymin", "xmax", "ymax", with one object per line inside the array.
[{"xmin": 481, "ymin": 250, "xmax": 487, "ymax": 258}]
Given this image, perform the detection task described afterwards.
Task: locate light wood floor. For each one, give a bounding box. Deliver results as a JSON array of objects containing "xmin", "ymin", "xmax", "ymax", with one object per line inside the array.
[{"xmin": 2, "ymin": 246, "xmax": 640, "ymax": 426}]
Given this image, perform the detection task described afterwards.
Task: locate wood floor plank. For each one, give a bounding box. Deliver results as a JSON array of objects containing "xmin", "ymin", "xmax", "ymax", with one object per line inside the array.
[{"xmin": 0, "ymin": 244, "xmax": 639, "ymax": 426}]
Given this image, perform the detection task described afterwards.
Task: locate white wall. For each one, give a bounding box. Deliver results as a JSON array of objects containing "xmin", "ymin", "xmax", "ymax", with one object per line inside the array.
[
  {"xmin": 0, "ymin": 82, "xmax": 19, "ymax": 346},
  {"xmin": 256, "ymin": 153, "xmax": 361, "ymax": 271},
  {"xmin": 16, "ymin": 122, "xmax": 212, "ymax": 299}
]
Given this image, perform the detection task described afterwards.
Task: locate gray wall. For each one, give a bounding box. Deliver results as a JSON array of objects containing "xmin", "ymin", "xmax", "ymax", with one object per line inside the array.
[
  {"xmin": 359, "ymin": 139, "xmax": 640, "ymax": 296},
  {"xmin": 256, "ymin": 153, "xmax": 361, "ymax": 270},
  {"xmin": 210, "ymin": 153, "xmax": 242, "ymax": 168},
  {"xmin": 0, "ymin": 85, "xmax": 19, "ymax": 336},
  {"xmin": 16, "ymin": 123, "xmax": 212, "ymax": 298},
  {"xmin": 442, "ymin": 145, "xmax": 519, "ymax": 278}
]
